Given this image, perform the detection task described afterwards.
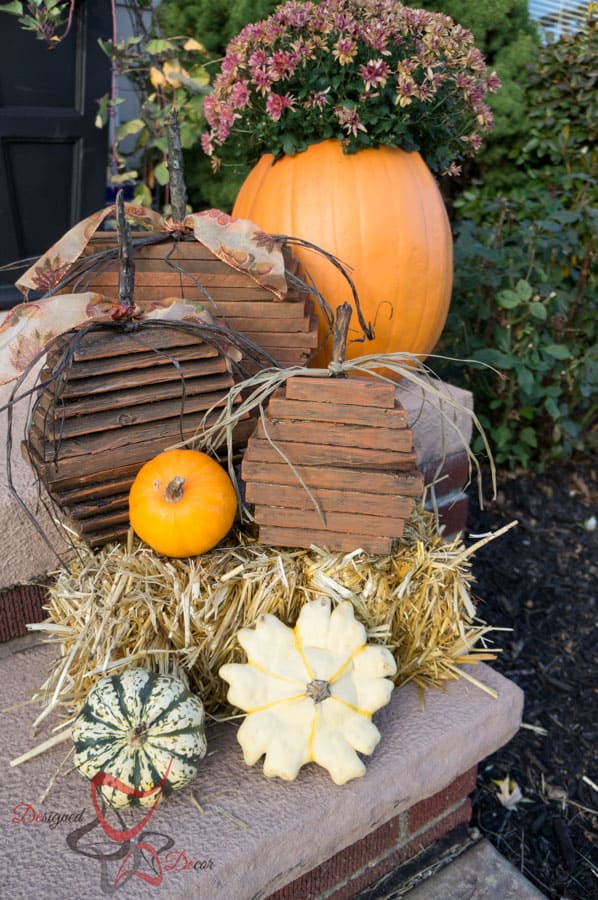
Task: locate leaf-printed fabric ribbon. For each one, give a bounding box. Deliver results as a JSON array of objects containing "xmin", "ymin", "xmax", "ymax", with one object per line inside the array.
[
  {"xmin": 0, "ymin": 294, "xmax": 235, "ymax": 387},
  {"xmin": 0, "ymin": 205, "xmax": 286, "ymax": 386}
]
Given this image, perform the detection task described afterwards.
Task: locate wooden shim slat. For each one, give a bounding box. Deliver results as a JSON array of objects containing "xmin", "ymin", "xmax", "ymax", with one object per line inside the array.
[
  {"xmin": 30, "ymin": 432, "xmax": 249, "ymax": 494},
  {"xmin": 243, "ymin": 437, "xmax": 417, "ymax": 471},
  {"xmin": 74, "ymin": 258, "xmax": 235, "ymax": 277},
  {"xmin": 66, "ymin": 327, "xmax": 205, "ymax": 361},
  {"xmin": 83, "ymin": 235, "xmax": 219, "ymax": 260},
  {"xmin": 30, "ymin": 402, "xmax": 239, "ymax": 463},
  {"xmin": 285, "ymin": 376, "xmax": 396, "ymax": 408},
  {"xmin": 257, "ymin": 525, "xmax": 393, "ymax": 555},
  {"xmin": 24, "ymin": 446, "xmax": 143, "ymax": 492},
  {"xmin": 54, "ymin": 356, "xmax": 230, "ymax": 399},
  {"xmin": 43, "ymin": 372, "xmax": 234, "ymax": 418},
  {"xmin": 82, "ymin": 233, "xmax": 298, "ymax": 269},
  {"xmin": 64, "ymin": 493, "xmax": 129, "ymax": 520},
  {"xmin": 267, "ymin": 394, "xmax": 408, "ymax": 429},
  {"xmin": 87, "ymin": 270, "xmax": 264, "ymax": 289},
  {"xmin": 240, "ymin": 324, "xmax": 318, "ymax": 350},
  {"xmin": 185, "ymin": 299, "xmax": 311, "ymax": 318},
  {"xmin": 50, "ymin": 342, "xmax": 222, "ymax": 381},
  {"xmin": 240, "ymin": 352, "xmax": 313, "ymax": 372},
  {"xmin": 107, "ymin": 286, "xmax": 296, "ymax": 302},
  {"xmin": 76, "ymin": 508, "xmax": 131, "ymax": 535},
  {"xmin": 215, "ymin": 315, "xmax": 313, "ymax": 334},
  {"xmin": 56, "ymin": 475, "xmax": 137, "ymax": 505},
  {"xmin": 37, "ymin": 385, "xmax": 236, "ymax": 440},
  {"xmin": 256, "ymin": 418, "xmax": 413, "ymax": 452},
  {"xmin": 253, "ymin": 505, "xmax": 405, "ymax": 538},
  {"xmin": 84, "ymin": 235, "xmax": 298, "ymax": 267},
  {"xmin": 241, "ymin": 459, "xmax": 424, "ymax": 496},
  {"xmin": 84, "ymin": 525, "xmax": 130, "ymax": 547},
  {"xmin": 245, "ymin": 482, "xmax": 413, "ymax": 519}
]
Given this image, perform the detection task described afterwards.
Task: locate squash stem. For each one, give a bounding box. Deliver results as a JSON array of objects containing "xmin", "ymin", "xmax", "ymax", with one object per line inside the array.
[
  {"xmin": 306, "ymin": 679, "xmax": 331, "ymax": 703},
  {"xmin": 165, "ymin": 476, "xmax": 185, "ymax": 502}
]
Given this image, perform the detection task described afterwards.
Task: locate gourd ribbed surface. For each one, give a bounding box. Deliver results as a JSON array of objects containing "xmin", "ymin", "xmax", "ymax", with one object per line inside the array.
[
  {"xmin": 233, "ymin": 139, "xmax": 453, "ymax": 365},
  {"xmin": 72, "ymin": 668, "xmax": 207, "ymax": 808}
]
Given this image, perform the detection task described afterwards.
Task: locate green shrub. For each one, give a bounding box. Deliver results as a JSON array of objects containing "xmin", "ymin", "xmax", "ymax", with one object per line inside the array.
[
  {"xmin": 439, "ymin": 184, "xmax": 597, "ymax": 469},
  {"xmin": 439, "ymin": 16, "xmax": 597, "ymax": 469}
]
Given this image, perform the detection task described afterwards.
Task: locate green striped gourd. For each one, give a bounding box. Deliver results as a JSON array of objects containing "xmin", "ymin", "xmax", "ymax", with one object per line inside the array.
[{"xmin": 72, "ymin": 668, "xmax": 207, "ymax": 808}]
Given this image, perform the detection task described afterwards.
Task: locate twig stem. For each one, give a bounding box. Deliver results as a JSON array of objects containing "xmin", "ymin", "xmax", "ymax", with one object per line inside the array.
[
  {"xmin": 166, "ymin": 106, "xmax": 188, "ymax": 223},
  {"xmin": 116, "ymin": 188, "xmax": 135, "ymax": 308},
  {"xmin": 331, "ymin": 301, "xmax": 353, "ymax": 372}
]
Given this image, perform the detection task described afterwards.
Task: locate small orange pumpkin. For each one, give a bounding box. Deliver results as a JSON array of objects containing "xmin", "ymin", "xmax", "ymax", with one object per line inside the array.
[
  {"xmin": 233, "ymin": 139, "xmax": 453, "ymax": 366},
  {"xmin": 128, "ymin": 449, "xmax": 237, "ymax": 558}
]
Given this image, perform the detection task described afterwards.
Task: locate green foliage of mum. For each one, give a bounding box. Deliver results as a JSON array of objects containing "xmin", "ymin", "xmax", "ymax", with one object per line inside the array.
[{"xmin": 438, "ymin": 17, "xmax": 597, "ymax": 470}]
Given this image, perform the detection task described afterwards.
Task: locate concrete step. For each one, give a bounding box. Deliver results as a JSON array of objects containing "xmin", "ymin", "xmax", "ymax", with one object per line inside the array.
[{"xmin": 403, "ymin": 839, "xmax": 546, "ymax": 900}]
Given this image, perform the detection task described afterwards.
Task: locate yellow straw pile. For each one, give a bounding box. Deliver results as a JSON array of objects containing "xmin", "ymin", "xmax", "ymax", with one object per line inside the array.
[{"xmin": 28, "ymin": 508, "xmax": 514, "ymax": 726}]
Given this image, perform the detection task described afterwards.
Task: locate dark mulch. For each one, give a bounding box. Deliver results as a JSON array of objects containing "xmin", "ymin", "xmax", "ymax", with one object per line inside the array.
[{"xmin": 466, "ymin": 460, "xmax": 598, "ymax": 899}]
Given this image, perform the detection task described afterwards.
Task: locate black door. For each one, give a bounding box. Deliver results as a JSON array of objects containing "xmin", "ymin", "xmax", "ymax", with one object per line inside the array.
[{"xmin": 0, "ymin": 4, "xmax": 111, "ymax": 309}]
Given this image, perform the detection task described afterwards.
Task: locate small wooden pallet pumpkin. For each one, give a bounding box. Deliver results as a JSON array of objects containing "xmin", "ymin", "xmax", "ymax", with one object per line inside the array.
[
  {"xmin": 241, "ymin": 302, "xmax": 424, "ymax": 554},
  {"xmin": 241, "ymin": 374, "xmax": 422, "ymax": 553}
]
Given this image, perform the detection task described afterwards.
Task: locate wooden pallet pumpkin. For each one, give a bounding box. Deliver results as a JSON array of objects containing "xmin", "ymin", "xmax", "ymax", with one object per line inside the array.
[
  {"xmin": 241, "ymin": 374, "xmax": 423, "ymax": 553},
  {"xmin": 59, "ymin": 233, "xmax": 319, "ymax": 372},
  {"xmin": 240, "ymin": 302, "xmax": 424, "ymax": 553},
  {"xmin": 25, "ymin": 322, "xmax": 253, "ymax": 547}
]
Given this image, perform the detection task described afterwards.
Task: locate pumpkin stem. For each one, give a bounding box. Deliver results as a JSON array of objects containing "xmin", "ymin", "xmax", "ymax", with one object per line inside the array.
[
  {"xmin": 164, "ymin": 476, "xmax": 185, "ymax": 503},
  {"xmin": 330, "ymin": 302, "xmax": 352, "ymax": 376},
  {"xmin": 306, "ymin": 679, "xmax": 331, "ymax": 703}
]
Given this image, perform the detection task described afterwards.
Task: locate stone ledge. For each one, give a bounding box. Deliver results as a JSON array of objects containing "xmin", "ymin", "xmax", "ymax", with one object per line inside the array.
[{"xmin": 0, "ymin": 642, "xmax": 523, "ymax": 900}]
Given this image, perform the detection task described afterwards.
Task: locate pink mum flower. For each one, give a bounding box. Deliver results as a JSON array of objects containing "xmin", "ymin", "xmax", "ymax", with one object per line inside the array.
[
  {"xmin": 332, "ymin": 37, "xmax": 357, "ymax": 65},
  {"xmin": 487, "ymin": 72, "xmax": 501, "ymax": 93},
  {"xmin": 460, "ymin": 132, "xmax": 483, "ymax": 152},
  {"xmin": 249, "ymin": 49, "xmax": 268, "ymax": 70},
  {"xmin": 269, "ymin": 49, "xmax": 298, "ymax": 80},
  {"xmin": 230, "ymin": 80, "xmax": 251, "ymax": 109},
  {"xmin": 202, "ymin": 94, "xmax": 218, "ymax": 127},
  {"xmin": 305, "ymin": 87, "xmax": 331, "ymax": 109},
  {"xmin": 335, "ymin": 105, "xmax": 367, "ymax": 137},
  {"xmin": 266, "ymin": 92, "xmax": 296, "ymax": 122},
  {"xmin": 359, "ymin": 58, "xmax": 390, "ymax": 92},
  {"xmin": 253, "ymin": 67, "xmax": 273, "ymax": 95}
]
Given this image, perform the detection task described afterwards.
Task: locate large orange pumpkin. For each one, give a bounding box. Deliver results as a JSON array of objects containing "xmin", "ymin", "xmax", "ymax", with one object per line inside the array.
[
  {"xmin": 233, "ymin": 139, "xmax": 453, "ymax": 366},
  {"xmin": 129, "ymin": 449, "xmax": 237, "ymax": 558}
]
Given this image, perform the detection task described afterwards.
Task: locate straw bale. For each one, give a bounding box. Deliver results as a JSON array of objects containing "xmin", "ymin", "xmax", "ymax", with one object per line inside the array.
[{"xmin": 27, "ymin": 508, "xmax": 512, "ymax": 724}]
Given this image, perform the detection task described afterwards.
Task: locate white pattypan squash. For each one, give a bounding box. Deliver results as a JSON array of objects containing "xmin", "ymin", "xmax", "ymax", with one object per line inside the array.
[{"xmin": 219, "ymin": 598, "xmax": 397, "ymax": 785}]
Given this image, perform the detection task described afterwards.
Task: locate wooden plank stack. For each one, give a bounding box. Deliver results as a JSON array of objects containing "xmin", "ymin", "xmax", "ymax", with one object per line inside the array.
[
  {"xmin": 241, "ymin": 375, "xmax": 424, "ymax": 553},
  {"xmin": 26, "ymin": 324, "xmax": 253, "ymax": 547},
  {"xmin": 62, "ymin": 234, "xmax": 319, "ymax": 371}
]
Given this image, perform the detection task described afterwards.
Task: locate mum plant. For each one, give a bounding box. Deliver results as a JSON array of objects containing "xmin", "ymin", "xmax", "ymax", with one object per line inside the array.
[{"xmin": 201, "ymin": 0, "xmax": 500, "ymax": 175}]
